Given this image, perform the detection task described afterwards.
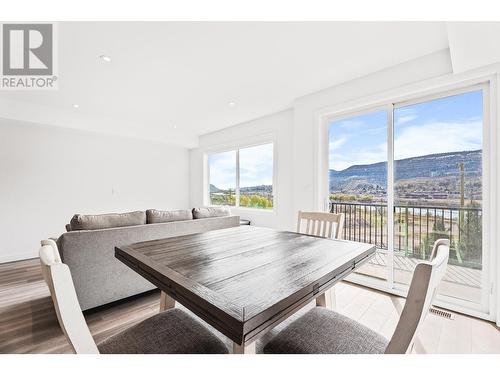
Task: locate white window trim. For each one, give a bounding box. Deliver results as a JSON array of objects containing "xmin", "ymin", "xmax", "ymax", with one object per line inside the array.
[
  {"xmin": 314, "ymin": 68, "xmax": 498, "ymax": 324},
  {"xmin": 204, "ymin": 134, "xmax": 277, "ymax": 213}
]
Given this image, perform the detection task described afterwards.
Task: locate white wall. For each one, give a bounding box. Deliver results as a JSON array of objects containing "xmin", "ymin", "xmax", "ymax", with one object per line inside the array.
[
  {"xmin": 0, "ymin": 118, "xmax": 190, "ymax": 262},
  {"xmin": 189, "ymin": 110, "xmax": 294, "ymax": 230},
  {"xmin": 447, "ymin": 22, "xmax": 500, "ymax": 74}
]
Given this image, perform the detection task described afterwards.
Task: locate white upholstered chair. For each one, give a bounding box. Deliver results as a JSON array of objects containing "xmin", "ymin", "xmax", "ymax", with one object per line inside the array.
[
  {"xmin": 263, "ymin": 239, "xmax": 450, "ymax": 354},
  {"xmin": 296, "ymin": 211, "xmax": 345, "ymax": 309},
  {"xmin": 39, "ymin": 239, "xmax": 228, "ymax": 354}
]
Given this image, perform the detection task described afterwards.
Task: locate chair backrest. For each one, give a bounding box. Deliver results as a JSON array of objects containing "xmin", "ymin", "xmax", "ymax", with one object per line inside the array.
[
  {"xmin": 296, "ymin": 211, "xmax": 345, "ymax": 239},
  {"xmin": 39, "ymin": 239, "xmax": 99, "ymax": 354},
  {"xmin": 384, "ymin": 239, "xmax": 450, "ymax": 354}
]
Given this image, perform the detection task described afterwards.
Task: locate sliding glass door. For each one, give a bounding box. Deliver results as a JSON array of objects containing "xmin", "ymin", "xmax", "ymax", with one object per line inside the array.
[
  {"xmin": 328, "ymin": 84, "xmax": 489, "ymax": 315},
  {"xmin": 329, "ymin": 110, "xmax": 389, "ymax": 282},
  {"xmin": 393, "ymin": 90, "xmax": 484, "ymax": 305}
]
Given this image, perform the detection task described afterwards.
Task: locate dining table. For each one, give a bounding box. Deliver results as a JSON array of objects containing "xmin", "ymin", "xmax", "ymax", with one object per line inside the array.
[{"xmin": 115, "ymin": 225, "xmax": 375, "ymax": 354}]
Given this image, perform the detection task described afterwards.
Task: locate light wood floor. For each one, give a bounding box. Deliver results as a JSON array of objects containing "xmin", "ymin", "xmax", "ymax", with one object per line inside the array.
[{"xmin": 1, "ymin": 258, "xmax": 499, "ymax": 354}]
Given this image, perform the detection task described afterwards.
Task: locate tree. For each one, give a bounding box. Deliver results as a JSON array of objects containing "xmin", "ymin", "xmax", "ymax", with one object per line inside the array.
[
  {"xmin": 456, "ymin": 204, "xmax": 482, "ymax": 265},
  {"xmin": 240, "ymin": 195, "xmax": 250, "ymax": 207},
  {"xmin": 227, "ymin": 189, "xmax": 235, "ymax": 205},
  {"xmin": 359, "ymin": 195, "xmax": 374, "ymax": 202},
  {"xmin": 258, "ymin": 197, "xmax": 267, "ymax": 208},
  {"xmin": 250, "ymin": 195, "xmax": 260, "ymax": 207},
  {"xmin": 421, "ymin": 217, "xmax": 447, "ymax": 260}
]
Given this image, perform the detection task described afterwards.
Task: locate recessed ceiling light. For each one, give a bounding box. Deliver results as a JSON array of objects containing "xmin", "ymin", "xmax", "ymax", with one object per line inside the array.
[
  {"xmin": 228, "ymin": 101, "xmax": 236, "ymax": 108},
  {"xmin": 99, "ymin": 55, "xmax": 112, "ymax": 62},
  {"xmin": 173, "ymin": 125, "xmax": 177, "ymax": 129},
  {"xmin": 72, "ymin": 104, "xmax": 80, "ymax": 109}
]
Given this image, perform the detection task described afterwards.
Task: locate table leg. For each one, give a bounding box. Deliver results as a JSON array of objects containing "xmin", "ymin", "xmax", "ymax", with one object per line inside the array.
[
  {"xmin": 315, "ymin": 287, "xmax": 336, "ymax": 310},
  {"xmin": 159, "ymin": 291, "xmax": 176, "ymax": 312},
  {"xmin": 233, "ymin": 341, "xmax": 256, "ymax": 354}
]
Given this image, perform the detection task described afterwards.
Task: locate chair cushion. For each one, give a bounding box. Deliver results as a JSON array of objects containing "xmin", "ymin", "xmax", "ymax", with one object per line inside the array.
[
  {"xmin": 97, "ymin": 308, "xmax": 228, "ymax": 354},
  {"xmin": 69, "ymin": 211, "xmax": 146, "ymax": 231},
  {"xmin": 146, "ymin": 209, "xmax": 193, "ymax": 224},
  {"xmin": 192, "ymin": 207, "xmax": 231, "ymax": 219},
  {"xmin": 263, "ymin": 307, "xmax": 388, "ymax": 354}
]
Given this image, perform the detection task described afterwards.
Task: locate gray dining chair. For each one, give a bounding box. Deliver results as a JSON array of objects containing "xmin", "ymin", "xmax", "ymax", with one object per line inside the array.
[
  {"xmin": 39, "ymin": 239, "xmax": 228, "ymax": 354},
  {"xmin": 263, "ymin": 239, "xmax": 450, "ymax": 354}
]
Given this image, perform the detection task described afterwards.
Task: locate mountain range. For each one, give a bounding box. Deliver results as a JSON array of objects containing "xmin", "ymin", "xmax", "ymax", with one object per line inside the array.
[
  {"xmin": 329, "ymin": 149, "xmax": 482, "ymax": 194},
  {"xmin": 210, "ymin": 150, "xmax": 482, "ymax": 196},
  {"xmin": 210, "ymin": 184, "xmax": 272, "ymax": 194}
]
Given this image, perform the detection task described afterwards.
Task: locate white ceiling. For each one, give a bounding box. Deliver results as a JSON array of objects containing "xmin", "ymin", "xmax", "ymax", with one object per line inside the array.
[
  {"xmin": 0, "ymin": 22, "xmax": 450, "ymax": 147},
  {"xmin": 447, "ymin": 22, "xmax": 500, "ymax": 74}
]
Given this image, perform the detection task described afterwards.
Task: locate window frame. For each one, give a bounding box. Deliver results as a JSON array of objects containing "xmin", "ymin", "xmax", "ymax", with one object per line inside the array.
[
  {"xmin": 205, "ymin": 139, "xmax": 276, "ymax": 212},
  {"xmin": 317, "ymin": 76, "xmax": 495, "ymax": 322}
]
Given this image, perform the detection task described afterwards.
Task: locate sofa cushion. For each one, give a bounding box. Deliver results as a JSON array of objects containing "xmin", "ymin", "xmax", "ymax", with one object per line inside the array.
[
  {"xmin": 69, "ymin": 211, "xmax": 146, "ymax": 231},
  {"xmin": 192, "ymin": 207, "xmax": 231, "ymax": 219},
  {"xmin": 146, "ymin": 209, "xmax": 193, "ymax": 224}
]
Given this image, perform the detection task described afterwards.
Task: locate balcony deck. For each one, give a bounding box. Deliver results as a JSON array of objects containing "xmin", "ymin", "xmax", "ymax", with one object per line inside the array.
[
  {"xmin": 330, "ymin": 201, "xmax": 484, "ymax": 303},
  {"xmin": 357, "ymin": 252, "xmax": 482, "ymax": 303}
]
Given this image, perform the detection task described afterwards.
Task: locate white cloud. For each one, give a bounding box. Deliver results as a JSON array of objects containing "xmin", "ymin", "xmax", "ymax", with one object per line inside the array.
[
  {"xmin": 330, "ymin": 142, "xmax": 387, "ymax": 170},
  {"xmin": 336, "ymin": 119, "xmax": 365, "ymax": 129},
  {"xmin": 397, "ymin": 114, "xmax": 418, "ymax": 124},
  {"xmin": 329, "ymin": 136, "xmax": 347, "ymax": 150},
  {"xmin": 209, "ymin": 144, "xmax": 273, "ymax": 189},
  {"xmin": 394, "ymin": 120, "xmax": 482, "ymax": 160},
  {"xmin": 329, "ymin": 120, "xmax": 481, "ymax": 171},
  {"xmin": 240, "ymin": 144, "xmax": 273, "ymax": 187},
  {"xmin": 208, "ymin": 151, "xmax": 236, "ymax": 189}
]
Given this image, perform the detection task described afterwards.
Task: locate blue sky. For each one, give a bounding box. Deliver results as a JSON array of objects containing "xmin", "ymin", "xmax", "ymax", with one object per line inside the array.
[
  {"xmin": 209, "ymin": 143, "xmax": 273, "ymax": 189},
  {"xmin": 329, "ymin": 90, "xmax": 483, "ymax": 171},
  {"xmin": 209, "ymin": 150, "xmax": 236, "ymax": 190}
]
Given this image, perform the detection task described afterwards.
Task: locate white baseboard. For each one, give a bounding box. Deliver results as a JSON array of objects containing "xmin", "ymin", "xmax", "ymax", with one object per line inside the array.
[{"xmin": 0, "ymin": 251, "xmax": 38, "ymax": 264}]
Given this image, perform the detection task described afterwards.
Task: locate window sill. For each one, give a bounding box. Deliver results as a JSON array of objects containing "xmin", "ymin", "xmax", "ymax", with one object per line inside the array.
[
  {"xmin": 232, "ymin": 206, "xmax": 275, "ymax": 214},
  {"xmin": 207, "ymin": 205, "xmax": 275, "ymax": 215}
]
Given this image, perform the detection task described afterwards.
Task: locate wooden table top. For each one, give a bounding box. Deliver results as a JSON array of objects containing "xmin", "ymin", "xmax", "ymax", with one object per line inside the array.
[{"xmin": 115, "ymin": 226, "xmax": 375, "ymax": 345}]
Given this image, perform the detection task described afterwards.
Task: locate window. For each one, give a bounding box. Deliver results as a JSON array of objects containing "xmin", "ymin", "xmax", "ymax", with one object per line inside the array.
[
  {"xmin": 208, "ymin": 143, "xmax": 274, "ymax": 210},
  {"xmin": 239, "ymin": 143, "xmax": 274, "ymax": 209},
  {"xmin": 208, "ymin": 150, "xmax": 236, "ymax": 206},
  {"xmin": 328, "ymin": 85, "xmax": 488, "ymax": 314}
]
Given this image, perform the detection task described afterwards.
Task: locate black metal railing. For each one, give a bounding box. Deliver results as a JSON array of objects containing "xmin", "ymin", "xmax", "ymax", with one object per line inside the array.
[{"xmin": 330, "ymin": 201, "xmax": 482, "ymax": 269}]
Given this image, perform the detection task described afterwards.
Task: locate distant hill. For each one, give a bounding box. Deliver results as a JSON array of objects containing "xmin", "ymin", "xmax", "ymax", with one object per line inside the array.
[
  {"xmin": 240, "ymin": 185, "xmax": 272, "ymax": 193},
  {"xmin": 210, "ymin": 184, "xmax": 272, "ymax": 194},
  {"xmin": 209, "ymin": 184, "xmax": 224, "ymax": 193},
  {"xmin": 330, "ymin": 149, "xmax": 482, "ymax": 193}
]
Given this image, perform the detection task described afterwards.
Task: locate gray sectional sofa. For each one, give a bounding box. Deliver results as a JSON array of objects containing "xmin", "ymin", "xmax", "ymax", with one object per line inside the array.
[{"xmin": 56, "ymin": 208, "xmax": 239, "ymax": 310}]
